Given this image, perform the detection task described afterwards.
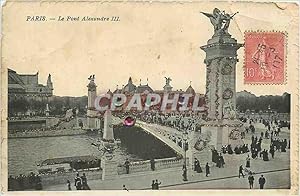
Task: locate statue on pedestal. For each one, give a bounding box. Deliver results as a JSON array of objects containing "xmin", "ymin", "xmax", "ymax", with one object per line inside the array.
[
  {"xmin": 201, "ymin": 8, "xmax": 238, "ymax": 35},
  {"xmin": 163, "ymin": 77, "xmax": 173, "ymax": 92},
  {"xmin": 88, "ymin": 74, "xmax": 95, "ymax": 82},
  {"xmin": 200, "ymin": 8, "xmax": 243, "ymax": 150},
  {"xmin": 164, "ymin": 77, "xmax": 172, "ymax": 86}
]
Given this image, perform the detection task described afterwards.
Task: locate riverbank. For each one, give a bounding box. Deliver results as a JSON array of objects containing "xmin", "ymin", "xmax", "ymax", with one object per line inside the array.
[{"xmin": 8, "ymin": 129, "xmax": 96, "ymax": 139}]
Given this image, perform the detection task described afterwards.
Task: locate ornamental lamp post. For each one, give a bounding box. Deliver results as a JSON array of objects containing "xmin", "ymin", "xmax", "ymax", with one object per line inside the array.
[{"xmin": 182, "ymin": 130, "xmax": 188, "ymax": 181}]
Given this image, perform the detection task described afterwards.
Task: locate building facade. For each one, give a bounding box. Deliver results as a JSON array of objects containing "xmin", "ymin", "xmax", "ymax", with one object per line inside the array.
[{"xmin": 8, "ymin": 68, "xmax": 53, "ymax": 101}]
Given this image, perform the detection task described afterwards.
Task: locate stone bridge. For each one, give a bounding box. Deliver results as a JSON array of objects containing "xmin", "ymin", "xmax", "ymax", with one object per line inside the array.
[
  {"xmin": 111, "ymin": 117, "xmax": 188, "ymax": 156},
  {"xmin": 135, "ymin": 121, "xmax": 187, "ymax": 156}
]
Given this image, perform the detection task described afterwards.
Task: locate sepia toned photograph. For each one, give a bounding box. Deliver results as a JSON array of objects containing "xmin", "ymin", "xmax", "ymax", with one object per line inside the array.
[{"xmin": 1, "ymin": 0, "xmax": 299, "ymax": 195}]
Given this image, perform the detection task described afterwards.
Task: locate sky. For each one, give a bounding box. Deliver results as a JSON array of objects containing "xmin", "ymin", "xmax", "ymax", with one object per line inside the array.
[{"xmin": 3, "ymin": 2, "xmax": 298, "ymax": 97}]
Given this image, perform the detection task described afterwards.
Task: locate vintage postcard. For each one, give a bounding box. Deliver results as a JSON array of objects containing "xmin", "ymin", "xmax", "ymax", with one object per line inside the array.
[{"xmin": 0, "ymin": 1, "xmax": 299, "ymax": 196}]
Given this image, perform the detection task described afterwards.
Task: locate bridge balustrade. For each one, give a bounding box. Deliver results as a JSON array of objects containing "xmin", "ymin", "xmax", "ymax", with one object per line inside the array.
[{"xmin": 117, "ymin": 157, "xmax": 186, "ymax": 175}]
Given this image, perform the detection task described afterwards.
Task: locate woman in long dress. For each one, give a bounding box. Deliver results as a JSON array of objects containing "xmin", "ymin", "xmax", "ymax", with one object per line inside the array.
[
  {"xmin": 205, "ymin": 163, "xmax": 210, "ymax": 177},
  {"xmin": 194, "ymin": 158, "xmax": 198, "ymax": 172},
  {"xmin": 197, "ymin": 162, "xmax": 203, "ymax": 173},
  {"xmin": 194, "ymin": 158, "xmax": 202, "ymax": 173},
  {"xmin": 246, "ymin": 154, "xmax": 251, "ymax": 168}
]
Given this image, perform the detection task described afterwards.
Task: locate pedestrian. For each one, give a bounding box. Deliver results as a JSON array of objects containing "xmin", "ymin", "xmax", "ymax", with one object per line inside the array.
[
  {"xmin": 67, "ymin": 180, "xmax": 71, "ymax": 190},
  {"xmin": 216, "ymin": 154, "xmax": 221, "ymax": 168},
  {"xmin": 263, "ymin": 150, "xmax": 269, "ymax": 161},
  {"xmin": 182, "ymin": 164, "xmax": 188, "ymax": 181},
  {"xmin": 222, "ymin": 145, "xmax": 227, "ymax": 154},
  {"xmin": 281, "ymin": 143, "xmax": 286, "ymax": 152},
  {"xmin": 124, "ymin": 158, "xmax": 130, "ymax": 174},
  {"xmin": 212, "ymin": 148, "xmax": 218, "ymax": 163},
  {"xmin": 150, "ymin": 158, "xmax": 155, "ymax": 171},
  {"xmin": 194, "ymin": 158, "xmax": 198, "ymax": 172},
  {"xmin": 154, "ymin": 179, "xmax": 161, "ymax": 190},
  {"xmin": 269, "ymin": 146, "xmax": 275, "ymax": 159},
  {"xmin": 122, "ymin": 184, "xmax": 129, "ymax": 191},
  {"xmin": 74, "ymin": 173, "xmax": 82, "ymax": 190},
  {"xmin": 194, "ymin": 158, "xmax": 202, "ymax": 173},
  {"xmin": 198, "ymin": 162, "xmax": 203, "ymax": 173},
  {"xmin": 81, "ymin": 173, "xmax": 90, "ymax": 190},
  {"xmin": 151, "ymin": 180, "xmax": 155, "ymax": 190},
  {"xmin": 283, "ymin": 139, "xmax": 287, "ymax": 149},
  {"xmin": 220, "ymin": 154, "xmax": 225, "ymax": 168},
  {"xmin": 265, "ymin": 131, "xmax": 268, "ymax": 139},
  {"xmin": 246, "ymin": 154, "xmax": 251, "ymax": 168},
  {"xmin": 227, "ymin": 145, "xmax": 233, "ymax": 154},
  {"xmin": 248, "ymin": 173, "xmax": 254, "ymax": 189},
  {"xmin": 258, "ymin": 175, "xmax": 266, "ymax": 189},
  {"xmin": 205, "ymin": 162, "xmax": 210, "ymax": 177},
  {"xmin": 239, "ymin": 165, "xmax": 244, "ymax": 178}
]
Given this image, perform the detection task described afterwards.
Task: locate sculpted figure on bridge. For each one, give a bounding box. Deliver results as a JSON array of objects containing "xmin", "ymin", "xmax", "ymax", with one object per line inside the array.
[
  {"xmin": 194, "ymin": 131, "xmax": 212, "ymax": 151},
  {"xmin": 223, "ymin": 100, "xmax": 236, "ymax": 119},
  {"xmin": 164, "ymin": 77, "xmax": 172, "ymax": 86},
  {"xmin": 201, "ymin": 8, "xmax": 238, "ymax": 35}
]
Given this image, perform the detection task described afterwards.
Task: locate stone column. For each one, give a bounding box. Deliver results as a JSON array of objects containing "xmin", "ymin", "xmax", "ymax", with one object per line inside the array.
[
  {"xmin": 200, "ymin": 31, "xmax": 243, "ymax": 150},
  {"xmin": 188, "ymin": 130, "xmax": 212, "ymax": 167},
  {"xmin": 87, "ymin": 76, "xmax": 97, "ymax": 129},
  {"xmin": 101, "ymin": 156, "xmax": 118, "ymax": 180},
  {"xmin": 103, "ymin": 110, "xmax": 114, "ymax": 140}
]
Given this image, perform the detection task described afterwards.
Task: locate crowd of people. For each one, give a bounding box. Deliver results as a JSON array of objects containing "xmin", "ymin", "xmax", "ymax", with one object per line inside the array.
[
  {"xmin": 240, "ymin": 117, "xmax": 290, "ymax": 130},
  {"xmin": 211, "ymin": 149, "xmax": 225, "ymax": 168},
  {"xmin": 72, "ymin": 173, "xmax": 90, "ymax": 190},
  {"xmin": 221, "ymin": 144, "xmax": 250, "ymax": 155},
  {"xmin": 192, "ymin": 159, "xmax": 211, "ymax": 177},
  {"xmin": 9, "ymin": 128, "xmax": 58, "ymax": 134},
  {"xmin": 247, "ymin": 173, "xmax": 266, "ymax": 189},
  {"xmin": 8, "ymin": 172, "xmax": 42, "ymax": 191},
  {"xmin": 70, "ymin": 159, "xmax": 101, "ymax": 171},
  {"xmin": 121, "ymin": 179, "xmax": 162, "ymax": 190},
  {"xmin": 8, "ymin": 127, "xmax": 87, "ymax": 138},
  {"xmin": 117, "ymin": 111, "xmax": 203, "ymax": 133},
  {"xmin": 249, "ymin": 134, "xmax": 289, "ymax": 161},
  {"xmin": 237, "ymin": 118, "xmax": 289, "ymax": 188},
  {"xmin": 193, "ymin": 158, "xmax": 203, "ymax": 173},
  {"xmin": 151, "ymin": 179, "xmax": 162, "ymax": 190}
]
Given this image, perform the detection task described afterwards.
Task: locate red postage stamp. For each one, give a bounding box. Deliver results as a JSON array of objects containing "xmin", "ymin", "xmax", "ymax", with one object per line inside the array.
[{"xmin": 244, "ymin": 32, "xmax": 286, "ymax": 84}]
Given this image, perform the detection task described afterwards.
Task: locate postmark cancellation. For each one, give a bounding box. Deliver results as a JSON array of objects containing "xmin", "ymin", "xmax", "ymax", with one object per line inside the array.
[{"xmin": 244, "ymin": 31, "xmax": 287, "ymax": 85}]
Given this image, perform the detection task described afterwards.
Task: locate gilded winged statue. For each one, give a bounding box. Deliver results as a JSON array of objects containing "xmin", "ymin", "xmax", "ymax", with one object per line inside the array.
[{"xmin": 201, "ymin": 8, "xmax": 238, "ymax": 35}]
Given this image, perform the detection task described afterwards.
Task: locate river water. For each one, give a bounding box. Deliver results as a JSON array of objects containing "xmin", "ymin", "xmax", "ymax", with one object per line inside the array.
[{"xmin": 8, "ymin": 126, "xmax": 177, "ymax": 176}]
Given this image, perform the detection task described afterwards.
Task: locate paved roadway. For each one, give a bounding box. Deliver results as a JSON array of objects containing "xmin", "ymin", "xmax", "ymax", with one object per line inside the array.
[{"xmin": 161, "ymin": 169, "xmax": 290, "ymax": 190}]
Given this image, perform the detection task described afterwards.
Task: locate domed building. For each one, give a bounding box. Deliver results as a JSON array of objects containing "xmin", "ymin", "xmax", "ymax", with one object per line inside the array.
[
  {"xmin": 107, "ymin": 89, "xmax": 113, "ymax": 96},
  {"xmin": 123, "ymin": 77, "xmax": 136, "ymax": 93},
  {"xmin": 113, "ymin": 85, "xmax": 122, "ymax": 94},
  {"xmin": 136, "ymin": 84, "xmax": 154, "ymax": 94}
]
